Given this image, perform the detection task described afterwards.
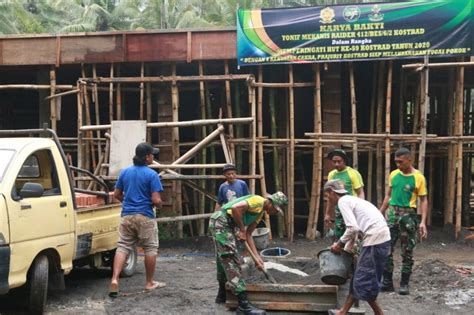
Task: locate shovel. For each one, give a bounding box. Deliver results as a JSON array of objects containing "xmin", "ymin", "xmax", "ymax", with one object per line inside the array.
[{"xmin": 244, "ymin": 241, "xmax": 277, "ymax": 284}]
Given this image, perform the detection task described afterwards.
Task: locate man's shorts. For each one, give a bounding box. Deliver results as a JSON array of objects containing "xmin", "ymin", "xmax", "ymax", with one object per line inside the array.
[
  {"xmin": 117, "ymin": 214, "xmax": 159, "ymax": 256},
  {"xmin": 351, "ymin": 240, "xmax": 390, "ymax": 301}
]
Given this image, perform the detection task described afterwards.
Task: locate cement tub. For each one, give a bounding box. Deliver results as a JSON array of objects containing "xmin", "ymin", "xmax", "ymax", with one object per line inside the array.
[{"xmin": 225, "ymin": 283, "xmax": 338, "ymax": 312}]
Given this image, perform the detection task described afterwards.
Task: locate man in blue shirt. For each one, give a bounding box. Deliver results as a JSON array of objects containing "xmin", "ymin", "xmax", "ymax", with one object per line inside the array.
[
  {"xmin": 109, "ymin": 142, "xmax": 164, "ymax": 297},
  {"xmin": 214, "ymin": 164, "xmax": 250, "ymax": 212}
]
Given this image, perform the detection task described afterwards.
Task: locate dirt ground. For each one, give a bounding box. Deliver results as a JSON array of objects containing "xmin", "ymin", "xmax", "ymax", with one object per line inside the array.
[{"xmin": 0, "ymin": 228, "xmax": 472, "ymax": 315}]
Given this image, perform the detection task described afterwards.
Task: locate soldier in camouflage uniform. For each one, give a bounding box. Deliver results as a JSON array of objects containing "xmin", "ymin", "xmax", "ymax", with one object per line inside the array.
[
  {"xmin": 209, "ymin": 192, "xmax": 288, "ymax": 315},
  {"xmin": 324, "ymin": 149, "xmax": 365, "ymax": 239},
  {"xmin": 380, "ymin": 148, "xmax": 428, "ymax": 295}
]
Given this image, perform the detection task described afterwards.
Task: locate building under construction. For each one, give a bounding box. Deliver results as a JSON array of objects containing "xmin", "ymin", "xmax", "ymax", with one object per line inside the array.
[{"xmin": 0, "ymin": 28, "xmax": 472, "ymax": 240}]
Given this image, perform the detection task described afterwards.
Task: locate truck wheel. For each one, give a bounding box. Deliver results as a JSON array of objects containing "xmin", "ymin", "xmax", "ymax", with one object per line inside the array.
[
  {"xmin": 29, "ymin": 255, "xmax": 49, "ymax": 314},
  {"xmin": 120, "ymin": 247, "xmax": 137, "ymax": 278}
]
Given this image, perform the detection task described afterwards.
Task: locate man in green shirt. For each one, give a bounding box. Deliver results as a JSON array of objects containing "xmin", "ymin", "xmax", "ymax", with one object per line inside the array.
[
  {"xmin": 209, "ymin": 192, "xmax": 288, "ymax": 314},
  {"xmin": 380, "ymin": 147, "xmax": 428, "ymax": 295},
  {"xmin": 324, "ymin": 149, "xmax": 365, "ymax": 239}
]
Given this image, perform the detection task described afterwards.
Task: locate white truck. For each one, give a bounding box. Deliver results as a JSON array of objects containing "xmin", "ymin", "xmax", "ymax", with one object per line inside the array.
[{"xmin": 0, "ymin": 128, "xmax": 136, "ymax": 314}]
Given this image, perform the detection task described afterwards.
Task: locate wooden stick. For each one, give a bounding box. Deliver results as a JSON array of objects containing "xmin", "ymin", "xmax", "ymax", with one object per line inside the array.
[
  {"xmin": 234, "ymin": 82, "xmax": 243, "ymax": 174},
  {"xmin": 146, "ymin": 75, "xmax": 152, "ymax": 140},
  {"xmin": 306, "ymin": 63, "xmax": 322, "ymax": 240},
  {"xmin": 76, "ymin": 83, "xmax": 84, "ymax": 186},
  {"xmin": 150, "ymin": 163, "xmax": 227, "ymax": 169},
  {"xmin": 446, "ymin": 69, "xmax": 456, "ymax": 225},
  {"xmin": 288, "ymin": 65, "xmax": 295, "ymax": 242},
  {"xmin": 45, "ymin": 89, "xmax": 79, "ymax": 100},
  {"xmin": 455, "ymin": 64, "xmax": 464, "ymax": 239},
  {"xmin": 349, "ymin": 62, "xmax": 358, "ymax": 168},
  {"xmin": 225, "ymin": 60, "xmax": 235, "ymax": 161},
  {"xmin": 249, "ymin": 85, "xmax": 257, "ymax": 193},
  {"xmin": 81, "ymin": 65, "xmax": 94, "ymax": 171},
  {"xmin": 108, "ymin": 63, "xmax": 114, "ymax": 123},
  {"xmin": 428, "ymin": 157, "xmax": 434, "ymax": 226},
  {"xmin": 91, "ymin": 74, "xmax": 253, "ymax": 84},
  {"xmin": 418, "ymin": 56, "xmax": 429, "ymax": 173},
  {"xmin": 403, "ymin": 61, "xmax": 474, "ymax": 69},
  {"xmin": 155, "ymin": 213, "xmax": 212, "ymax": 223},
  {"xmin": 250, "ymin": 82, "xmax": 315, "ymax": 88},
  {"xmin": 49, "ymin": 67, "xmax": 57, "ymax": 131},
  {"xmin": 257, "ymin": 66, "xmax": 271, "ymax": 237},
  {"xmin": 385, "ymin": 61, "xmax": 393, "ymax": 194},
  {"xmin": 0, "ymin": 84, "xmax": 74, "ymax": 90},
  {"xmin": 219, "ymin": 125, "xmax": 232, "ymax": 163}
]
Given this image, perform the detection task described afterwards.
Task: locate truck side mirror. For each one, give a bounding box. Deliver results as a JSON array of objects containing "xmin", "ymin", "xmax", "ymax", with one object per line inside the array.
[{"xmin": 19, "ymin": 183, "xmax": 44, "ymax": 199}]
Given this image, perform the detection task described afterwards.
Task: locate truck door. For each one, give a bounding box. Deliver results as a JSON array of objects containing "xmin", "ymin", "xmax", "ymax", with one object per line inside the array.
[{"xmin": 7, "ymin": 148, "xmax": 74, "ymax": 287}]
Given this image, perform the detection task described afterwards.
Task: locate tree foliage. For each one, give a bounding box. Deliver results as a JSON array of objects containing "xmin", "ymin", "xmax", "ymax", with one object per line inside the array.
[{"xmin": 0, "ymin": 0, "xmax": 396, "ymax": 34}]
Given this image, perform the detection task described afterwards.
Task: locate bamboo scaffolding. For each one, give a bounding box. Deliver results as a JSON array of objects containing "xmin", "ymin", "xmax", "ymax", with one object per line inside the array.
[
  {"xmin": 0, "ymin": 84, "xmax": 74, "ymax": 90},
  {"xmin": 45, "ymin": 89, "xmax": 79, "ymax": 100},
  {"xmin": 288, "ymin": 65, "xmax": 295, "ymax": 241},
  {"xmin": 108, "ymin": 63, "xmax": 114, "ymax": 123},
  {"xmin": 146, "ymin": 70, "xmax": 152, "ymax": 140},
  {"xmin": 306, "ymin": 63, "xmax": 322, "ymax": 240},
  {"xmin": 140, "ymin": 62, "xmax": 145, "ymax": 120},
  {"xmin": 249, "ymin": 85, "xmax": 257, "ymax": 193},
  {"xmin": 368, "ymin": 63, "xmax": 377, "ymax": 203},
  {"xmin": 446, "ymin": 69, "xmax": 456, "ymax": 225},
  {"xmin": 92, "ymin": 64, "xmax": 102, "ymax": 162},
  {"xmin": 81, "ymin": 66, "xmax": 95, "ymax": 171},
  {"xmin": 116, "ymin": 64, "xmax": 122, "ymax": 120},
  {"xmin": 349, "ymin": 62, "xmax": 358, "ymax": 168}
]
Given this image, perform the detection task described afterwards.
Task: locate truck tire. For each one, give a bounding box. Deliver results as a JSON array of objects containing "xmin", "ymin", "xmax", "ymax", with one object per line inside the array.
[
  {"xmin": 29, "ymin": 255, "xmax": 49, "ymax": 314},
  {"xmin": 120, "ymin": 247, "xmax": 137, "ymax": 278}
]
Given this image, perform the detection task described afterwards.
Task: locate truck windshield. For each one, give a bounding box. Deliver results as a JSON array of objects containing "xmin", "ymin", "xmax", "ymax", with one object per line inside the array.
[{"xmin": 0, "ymin": 149, "xmax": 15, "ymax": 182}]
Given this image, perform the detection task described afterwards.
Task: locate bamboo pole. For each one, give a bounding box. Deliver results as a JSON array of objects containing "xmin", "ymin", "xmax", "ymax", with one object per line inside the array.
[
  {"xmin": 49, "ymin": 67, "xmax": 57, "ymax": 131},
  {"xmin": 418, "ymin": 56, "xmax": 429, "ymax": 173},
  {"xmin": 108, "ymin": 63, "xmax": 114, "ymax": 123},
  {"xmin": 403, "ymin": 60, "xmax": 474, "ymax": 69},
  {"xmin": 428, "ymin": 158, "xmax": 434, "ymax": 226},
  {"xmin": 0, "ymin": 84, "xmax": 74, "ymax": 90},
  {"xmin": 376, "ymin": 61, "xmax": 385, "ymax": 206},
  {"xmin": 385, "ymin": 61, "xmax": 393, "ymax": 193},
  {"xmin": 249, "ymin": 85, "xmax": 257, "ymax": 193},
  {"xmin": 306, "ymin": 63, "xmax": 323, "ymax": 240},
  {"xmin": 455, "ymin": 64, "xmax": 464, "ymax": 238},
  {"xmin": 225, "ymin": 60, "xmax": 236, "ymax": 161},
  {"xmin": 92, "ymin": 64, "xmax": 102, "ymax": 162},
  {"xmin": 146, "ymin": 72, "xmax": 152, "ymax": 140},
  {"xmin": 81, "ymin": 66, "xmax": 94, "ymax": 171},
  {"xmin": 349, "ymin": 62, "xmax": 358, "ymax": 168},
  {"xmin": 45, "ymin": 89, "xmax": 79, "ymax": 100},
  {"xmin": 219, "ymin": 125, "xmax": 232, "ymax": 163},
  {"xmin": 91, "ymin": 74, "xmax": 253, "ymax": 84},
  {"xmin": 76, "ymin": 83, "xmax": 84, "ymax": 177},
  {"xmin": 446, "ymin": 69, "xmax": 456, "ymax": 225},
  {"xmin": 140, "ymin": 62, "xmax": 145, "ymax": 120},
  {"xmin": 288, "ymin": 65, "xmax": 295, "ymax": 242},
  {"xmin": 269, "ymin": 88, "xmax": 284, "ymax": 237},
  {"xmin": 368, "ymin": 63, "xmax": 377, "ymax": 203},
  {"xmin": 116, "ymin": 64, "xmax": 122, "ymax": 120},
  {"xmin": 257, "ymin": 66, "xmax": 271, "ymax": 237},
  {"xmin": 234, "ymin": 82, "xmax": 243, "ymax": 174},
  {"xmin": 197, "ymin": 61, "xmax": 207, "ymax": 236},
  {"xmin": 412, "ymin": 79, "xmax": 421, "ymax": 161},
  {"xmin": 171, "ymin": 63, "xmax": 183, "ymax": 238}
]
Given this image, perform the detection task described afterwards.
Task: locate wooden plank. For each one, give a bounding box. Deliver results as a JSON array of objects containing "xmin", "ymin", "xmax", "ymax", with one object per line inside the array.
[
  {"xmin": 61, "ymin": 35, "xmax": 124, "ymax": 64},
  {"xmin": 0, "ymin": 37, "xmax": 56, "ymax": 65}
]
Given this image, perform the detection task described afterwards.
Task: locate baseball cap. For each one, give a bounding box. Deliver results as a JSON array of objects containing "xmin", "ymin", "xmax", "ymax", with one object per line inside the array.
[
  {"xmin": 327, "ymin": 149, "xmax": 348, "ymax": 162},
  {"xmin": 324, "ymin": 179, "xmax": 349, "ymax": 194},
  {"xmin": 222, "ymin": 164, "xmax": 237, "ymax": 173},
  {"xmin": 268, "ymin": 191, "xmax": 288, "ymax": 216},
  {"xmin": 135, "ymin": 142, "xmax": 159, "ymax": 158}
]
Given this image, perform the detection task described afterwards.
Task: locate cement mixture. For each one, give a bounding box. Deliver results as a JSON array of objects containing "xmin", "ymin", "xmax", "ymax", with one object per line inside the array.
[{"xmin": 0, "ymin": 229, "xmax": 472, "ymax": 314}]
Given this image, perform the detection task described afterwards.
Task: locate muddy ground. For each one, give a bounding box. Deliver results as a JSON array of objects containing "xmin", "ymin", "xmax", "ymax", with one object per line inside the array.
[{"xmin": 0, "ymin": 228, "xmax": 472, "ymax": 314}]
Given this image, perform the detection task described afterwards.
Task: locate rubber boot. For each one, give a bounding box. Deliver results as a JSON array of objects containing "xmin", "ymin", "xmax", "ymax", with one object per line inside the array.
[
  {"xmin": 381, "ymin": 271, "xmax": 394, "ymax": 292},
  {"xmin": 236, "ymin": 291, "xmax": 266, "ymax": 315},
  {"xmin": 215, "ymin": 281, "xmax": 227, "ymax": 304},
  {"xmin": 399, "ymin": 273, "xmax": 410, "ymax": 295}
]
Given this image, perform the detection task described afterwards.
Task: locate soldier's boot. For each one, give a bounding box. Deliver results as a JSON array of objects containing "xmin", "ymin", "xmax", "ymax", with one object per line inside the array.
[
  {"xmin": 215, "ymin": 281, "xmax": 227, "ymax": 304},
  {"xmin": 236, "ymin": 291, "xmax": 266, "ymax": 315},
  {"xmin": 381, "ymin": 271, "xmax": 394, "ymax": 292},
  {"xmin": 399, "ymin": 273, "xmax": 410, "ymax": 295}
]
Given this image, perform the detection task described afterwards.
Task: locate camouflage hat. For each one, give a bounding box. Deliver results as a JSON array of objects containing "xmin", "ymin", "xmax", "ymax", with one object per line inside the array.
[
  {"xmin": 268, "ymin": 191, "xmax": 288, "ymax": 216},
  {"xmin": 324, "ymin": 179, "xmax": 348, "ymax": 194}
]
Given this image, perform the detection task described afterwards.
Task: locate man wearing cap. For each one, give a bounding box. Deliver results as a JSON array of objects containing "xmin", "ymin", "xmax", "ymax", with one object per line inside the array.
[
  {"xmin": 214, "ymin": 164, "xmax": 250, "ymax": 212},
  {"xmin": 109, "ymin": 142, "xmax": 165, "ymax": 297},
  {"xmin": 325, "ymin": 180, "xmax": 390, "ymax": 315},
  {"xmin": 325, "ymin": 149, "xmax": 365, "ymax": 239},
  {"xmin": 209, "ymin": 192, "xmax": 288, "ymax": 314},
  {"xmin": 380, "ymin": 147, "xmax": 428, "ymax": 295}
]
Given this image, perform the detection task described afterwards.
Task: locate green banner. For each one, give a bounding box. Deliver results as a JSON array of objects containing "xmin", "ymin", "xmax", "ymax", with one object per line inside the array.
[{"xmin": 237, "ymin": 0, "xmax": 472, "ymax": 66}]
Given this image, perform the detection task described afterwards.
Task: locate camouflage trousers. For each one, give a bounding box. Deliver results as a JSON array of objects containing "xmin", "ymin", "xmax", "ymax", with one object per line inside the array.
[
  {"xmin": 208, "ymin": 211, "xmax": 246, "ymax": 294},
  {"xmin": 384, "ymin": 206, "xmax": 419, "ymax": 275},
  {"xmin": 334, "ymin": 206, "xmax": 346, "ymax": 239}
]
